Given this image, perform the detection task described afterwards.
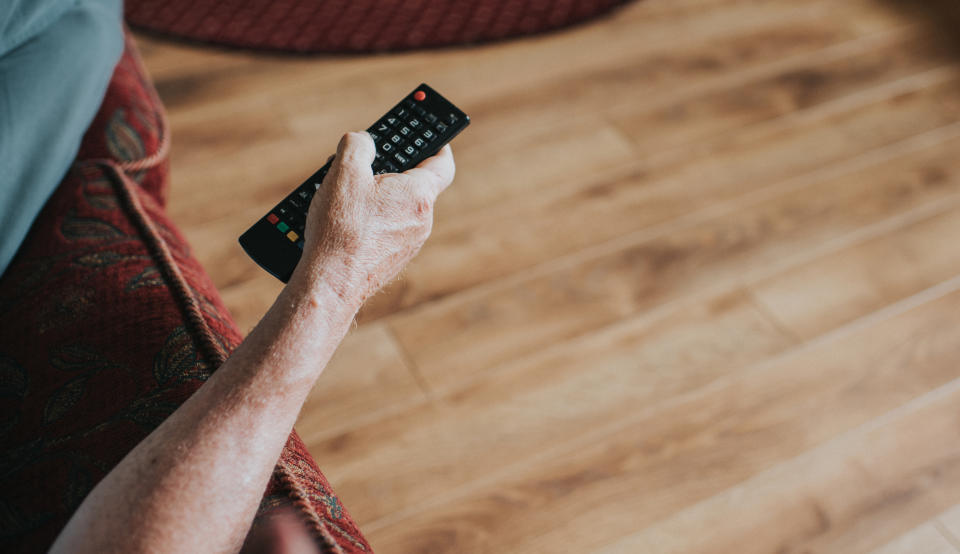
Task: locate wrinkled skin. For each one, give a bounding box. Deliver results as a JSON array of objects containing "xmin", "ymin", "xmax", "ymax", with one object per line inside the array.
[{"xmin": 297, "ymin": 131, "xmax": 455, "ymax": 306}]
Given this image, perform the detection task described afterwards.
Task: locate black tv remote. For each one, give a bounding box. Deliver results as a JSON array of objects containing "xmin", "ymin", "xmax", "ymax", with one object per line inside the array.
[{"xmin": 239, "ymin": 84, "xmax": 470, "ymax": 282}]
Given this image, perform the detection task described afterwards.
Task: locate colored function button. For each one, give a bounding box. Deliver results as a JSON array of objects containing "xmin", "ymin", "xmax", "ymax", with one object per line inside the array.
[
  {"xmin": 286, "ymin": 230, "xmax": 299, "ymax": 242},
  {"xmin": 267, "ymin": 213, "xmax": 279, "ymax": 224},
  {"xmin": 277, "ymin": 222, "xmax": 290, "ymax": 233},
  {"xmin": 413, "ymin": 90, "xmax": 426, "ymax": 101}
]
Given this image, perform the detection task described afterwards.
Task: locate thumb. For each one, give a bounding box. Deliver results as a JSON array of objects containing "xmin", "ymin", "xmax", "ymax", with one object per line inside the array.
[{"xmin": 329, "ymin": 131, "xmax": 376, "ymax": 186}]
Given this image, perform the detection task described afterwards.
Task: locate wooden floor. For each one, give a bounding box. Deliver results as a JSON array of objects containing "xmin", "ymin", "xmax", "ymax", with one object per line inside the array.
[{"xmin": 137, "ymin": 0, "xmax": 960, "ymax": 551}]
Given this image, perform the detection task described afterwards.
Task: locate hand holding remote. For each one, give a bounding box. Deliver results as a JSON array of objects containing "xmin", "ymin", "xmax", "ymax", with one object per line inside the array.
[
  {"xmin": 240, "ymin": 84, "xmax": 468, "ymax": 282},
  {"xmin": 290, "ymin": 131, "xmax": 455, "ymax": 306}
]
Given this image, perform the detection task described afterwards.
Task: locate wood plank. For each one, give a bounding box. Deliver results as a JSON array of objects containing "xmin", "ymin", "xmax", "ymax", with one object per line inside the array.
[
  {"xmin": 609, "ymin": 32, "xmax": 948, "ymax": 153},
  {"xmin": 937, "ymin": 504, "xmax": 960, "ymax": 549},
  {"xmin": 458, "ymin": 21, "xmax": 918, "ymax": 153},
  {"xmin": 151, "ymin": 3, "xmax": 913, "ymax": 323},
  {"xmin": 294, "ymin": 323, "xmax": 428, "ymax": 446},
  {"xmin": 159, "ymin": 0, "xmax": 900, "ymax": 230},
  {"xmin": 155, "ymin": 0, "xmax": 892, "ymax": 128},
  {"xmin": 203, "ymin": 59, "xmax": 960, "ymax": 331},
  {"xmin": 314, "ymin": 288, "xmax": 794, "ymax": 523},
  {"xmin": 306, "ymin": 196, "xmax": 960, "ymax": 529},
  {"xmin": 751, "ymin": 207, "xmax": 960, "ymax": 341},
  {"xmin": 360, "ymin": 44, "xmax": 960, "ymax": 322},
  {"xmin": 869, "ymin": 524, "xmax": 957, "ymax": 554},
  {"xmin": 389, "ymin": 125, "xmax": 960, "ymax": 390},
  {"xmin": 366, "ymin": 280, "xmax": 960, "ymax": 553},
  {"xmin": 597, "ymin": 382, "xmax": 960, "ymax": 554}
]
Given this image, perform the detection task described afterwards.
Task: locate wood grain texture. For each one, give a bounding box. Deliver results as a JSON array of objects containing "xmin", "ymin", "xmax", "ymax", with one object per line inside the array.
[
  {"xmin": 137, "ymin": 0, "xmax": 960, "ymax": 551},
  {"xmin": 869, "ymin": 523, "xmax": 956, "ymax": 554}
]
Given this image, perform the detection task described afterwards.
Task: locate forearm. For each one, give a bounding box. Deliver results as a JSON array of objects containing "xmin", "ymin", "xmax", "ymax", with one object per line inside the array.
[{"xmin": 51, "ymin": 268, "xmax": 361, "ymax": 554}]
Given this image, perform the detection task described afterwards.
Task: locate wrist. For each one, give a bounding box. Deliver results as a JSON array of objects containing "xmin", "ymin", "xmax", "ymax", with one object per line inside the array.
[{"xmin": 286, "ymin": 255, "xmax": 365, "ymax": 319}]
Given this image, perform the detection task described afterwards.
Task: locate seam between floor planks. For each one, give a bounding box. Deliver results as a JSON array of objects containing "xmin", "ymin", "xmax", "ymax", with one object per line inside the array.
[
  {"xmin": 383, "ymin": 324, "xmax": 436, "ymax": 400},
  {"xmin": 934, "ymin": 520, "xmax": 960, "ymax": 552}
]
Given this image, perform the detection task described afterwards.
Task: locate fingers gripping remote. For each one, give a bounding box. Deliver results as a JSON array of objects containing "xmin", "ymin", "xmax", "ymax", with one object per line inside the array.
[{"xmin": 239, "ymin": 84, "xmax": 470, "ymax": 282}]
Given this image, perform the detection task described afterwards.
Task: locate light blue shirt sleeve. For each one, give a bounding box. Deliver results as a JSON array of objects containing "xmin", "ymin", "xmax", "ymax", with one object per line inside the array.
[{"xmin": 0, "ymin": 0, "xmax": 124, "ymax": 277}]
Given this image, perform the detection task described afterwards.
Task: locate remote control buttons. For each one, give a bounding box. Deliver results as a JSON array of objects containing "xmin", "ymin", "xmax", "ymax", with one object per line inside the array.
[
  {"xmin": 286, "ymin": 230, "xmax": 299, "ymax": 242},
  {"xmin": 414, "ymin": 90, "xmax": 426, "ymax": 101},
  {"xmin": 267, "ymin": 213, "xmax": 279, "ymax": 224}
]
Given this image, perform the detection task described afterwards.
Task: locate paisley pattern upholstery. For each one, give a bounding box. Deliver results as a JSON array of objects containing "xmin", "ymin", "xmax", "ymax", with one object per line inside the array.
[{"xmin": 0, "ymin": 33, "xmax": 371, "ymax": 553}]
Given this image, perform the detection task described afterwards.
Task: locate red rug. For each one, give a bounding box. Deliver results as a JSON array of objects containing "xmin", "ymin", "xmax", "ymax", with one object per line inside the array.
[{"xmin": 125, "ymin": 0, "xmax": 632, "ymax": 53}]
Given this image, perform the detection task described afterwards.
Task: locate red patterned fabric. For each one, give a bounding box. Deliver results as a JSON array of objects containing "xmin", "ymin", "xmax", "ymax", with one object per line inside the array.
[
  {"xmin": 125, "ymin": 0, "xmax": 632, "ymax": 53},
  {"xmin": 0, "ymin": 34, "xmax": 370, "ymax": 553}
]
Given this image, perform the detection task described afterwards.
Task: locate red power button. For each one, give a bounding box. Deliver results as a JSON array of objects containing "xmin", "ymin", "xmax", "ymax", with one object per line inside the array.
[{"xmin": 413, "ymin": 90, "xmax": 426, "ymax": 101}]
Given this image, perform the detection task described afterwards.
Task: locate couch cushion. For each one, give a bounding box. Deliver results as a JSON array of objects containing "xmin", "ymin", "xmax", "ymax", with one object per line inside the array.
[{"xmin": 0, "ymin": 34, "xmax": 371, "ymax": 554}]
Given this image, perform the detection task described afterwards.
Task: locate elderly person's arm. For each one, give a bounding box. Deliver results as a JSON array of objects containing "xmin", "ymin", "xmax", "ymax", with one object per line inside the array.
[{"xmin": 50, "ymin": 132, "xmax": 455, "ymax": 553}]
